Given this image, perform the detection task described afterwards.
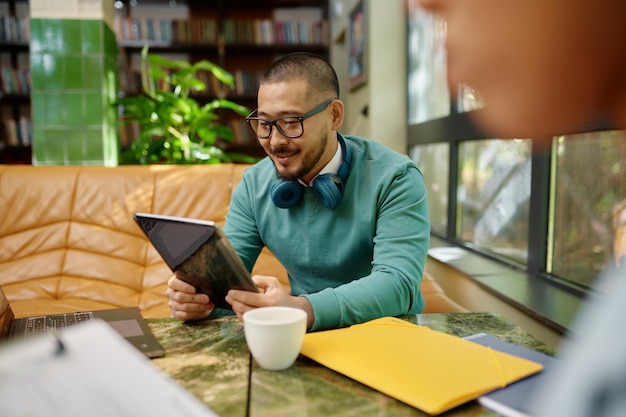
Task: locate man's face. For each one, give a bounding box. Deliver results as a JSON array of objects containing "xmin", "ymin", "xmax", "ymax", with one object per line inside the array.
[
  {"xmin": 256, "ymin": 80, "xmax": 336, "ymax": 184},
  {"xmin": 417, "ymin": 0, "xmax": 626, "ymax": 140}
]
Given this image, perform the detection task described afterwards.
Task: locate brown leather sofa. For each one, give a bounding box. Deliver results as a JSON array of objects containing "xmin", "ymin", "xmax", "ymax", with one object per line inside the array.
[{"xmin": 0, "ymin": 164, "xmax": 465, "ymax": 319}]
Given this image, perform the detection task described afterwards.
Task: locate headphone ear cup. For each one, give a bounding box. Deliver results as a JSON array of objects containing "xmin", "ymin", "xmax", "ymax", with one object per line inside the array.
[
  {"xmin": 312, "ymin": 174, "xmax": 343, "ymax": 210},
  {"xmin": 271, "ymin": 180, "xmax": 304, "ymax": 208},
  {"xmin": 269, "ymin": 135, "xmax": 351, "ymax": 209}
]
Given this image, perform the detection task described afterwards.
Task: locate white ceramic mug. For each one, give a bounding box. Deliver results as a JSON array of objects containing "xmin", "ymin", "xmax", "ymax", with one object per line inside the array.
[{"xmin": 243, "ymin": 306, "xmax": 307, "ymax": 371}]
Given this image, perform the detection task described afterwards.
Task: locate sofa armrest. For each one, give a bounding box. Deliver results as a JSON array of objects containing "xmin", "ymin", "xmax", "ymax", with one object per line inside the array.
[{"xmin": 421, "ymin": 270, "xmax": 469, "ymax": 313}]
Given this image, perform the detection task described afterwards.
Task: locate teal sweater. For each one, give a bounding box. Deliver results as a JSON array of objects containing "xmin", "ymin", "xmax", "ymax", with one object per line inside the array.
[{"xmin": 224, "ymin": 134, "xmax": 430, "ymax": 331}]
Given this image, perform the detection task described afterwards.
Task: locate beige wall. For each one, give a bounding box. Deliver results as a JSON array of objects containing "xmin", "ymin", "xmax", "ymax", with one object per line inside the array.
[
  {"xmin": 31, "ymin": 0, "xmax": 116, "ymax": 29},
  {"xmin": 329, "ymin": 0, "xmax": 407, "ymax": 154}
]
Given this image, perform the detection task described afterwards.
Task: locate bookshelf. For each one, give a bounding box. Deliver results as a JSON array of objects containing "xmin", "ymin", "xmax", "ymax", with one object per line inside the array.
[
  {"xmin": 0, "ymin": 0, "xmax": 31, "ymax": 163},
  {"xmin": 115, "ymin": 0, "xmax": 330, "ymax": 159},
  {"xmin": 0, "ymin": 0, "xmax": 329, "ymax": 164}
]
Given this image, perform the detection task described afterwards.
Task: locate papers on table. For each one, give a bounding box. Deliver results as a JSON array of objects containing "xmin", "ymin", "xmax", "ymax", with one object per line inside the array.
[{"xmin": 0, "ymin": 319, "xmax": 218, "ymax": 417}]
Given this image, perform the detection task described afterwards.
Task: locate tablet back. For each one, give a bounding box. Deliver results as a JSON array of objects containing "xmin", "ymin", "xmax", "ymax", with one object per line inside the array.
[{"xmin": 133, "ymin": 213, "xmax": 258, "ymax": 310}]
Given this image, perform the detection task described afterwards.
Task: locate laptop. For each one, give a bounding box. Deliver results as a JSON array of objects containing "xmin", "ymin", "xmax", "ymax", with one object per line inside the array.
[
  {"xmin": 133, "ymin": 213, "xmax": 258, "ymax": 311},
  {"xmin": 0, "ymin": 285, "xmax": 165, "ymax": 358},
  {"xmin": 464, "ymin": 332, "xmax": 557, "ymax": 417}
]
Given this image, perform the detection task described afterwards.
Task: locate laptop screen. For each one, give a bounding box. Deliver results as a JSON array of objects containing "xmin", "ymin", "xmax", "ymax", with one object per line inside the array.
[{"xmin": 0, "ymin": 286, "xmax": 15, "ymax": 339}]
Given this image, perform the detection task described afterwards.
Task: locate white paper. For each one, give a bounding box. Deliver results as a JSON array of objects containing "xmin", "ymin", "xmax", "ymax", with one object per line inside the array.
[{"xmin": 0, "ymin": 319, "xmax": 218, "ymax": 417}]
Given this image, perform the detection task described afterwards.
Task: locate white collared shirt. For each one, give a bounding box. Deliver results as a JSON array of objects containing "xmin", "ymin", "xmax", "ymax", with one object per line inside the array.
[{"xmin": 298, "ymin": 143, "xmax": 343, "ymax": 187}]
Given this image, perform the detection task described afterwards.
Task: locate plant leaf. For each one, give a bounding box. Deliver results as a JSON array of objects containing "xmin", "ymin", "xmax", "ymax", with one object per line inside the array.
[
  {"xmin": 192, "ymin": 61, "xmax": 235, "ymax": 86},
  {"xmin": 203, "ymin": 99, "xmax": 250, "ymax": 116},
  {"xmin": 115, "ymin": 48, "xmax": 253, "ymax": 165},
  {"xmin": 148, "ymin": 54, "xmax": 190, "ymax": 70}
]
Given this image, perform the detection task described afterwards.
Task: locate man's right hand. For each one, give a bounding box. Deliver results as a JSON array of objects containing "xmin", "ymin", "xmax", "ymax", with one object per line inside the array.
[{"xmin": 166, "ymin": 272, "xmax": 214, "ymax": 321}]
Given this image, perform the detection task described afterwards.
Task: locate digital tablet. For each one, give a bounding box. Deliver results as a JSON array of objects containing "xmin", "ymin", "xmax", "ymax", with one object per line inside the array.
[{"xmin": 133, "ymin": 213, "xmax": 258, "ymax": 310}]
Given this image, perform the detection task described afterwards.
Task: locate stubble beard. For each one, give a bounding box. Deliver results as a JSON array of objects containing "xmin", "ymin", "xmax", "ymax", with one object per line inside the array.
[{"xmin": 273, "ymin": 127, "xmax": 329, "ymax": 182}]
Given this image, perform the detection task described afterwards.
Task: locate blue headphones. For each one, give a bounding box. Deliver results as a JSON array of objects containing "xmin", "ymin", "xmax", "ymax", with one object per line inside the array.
[{"xmin": 271, "ymin": 134, "xmax": 352, "ymax": 210}]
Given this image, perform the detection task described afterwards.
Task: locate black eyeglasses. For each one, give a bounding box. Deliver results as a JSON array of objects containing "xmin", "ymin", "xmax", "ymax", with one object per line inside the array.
[{"xmin": 245, "ymin": 98, "xmax": 336, "ymax": 139}]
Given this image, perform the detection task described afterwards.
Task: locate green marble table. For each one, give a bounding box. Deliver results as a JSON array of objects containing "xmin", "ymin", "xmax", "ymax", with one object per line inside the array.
[{"xmin": 147, "ymin": 312, "xmax": 554, "ymax": 417}]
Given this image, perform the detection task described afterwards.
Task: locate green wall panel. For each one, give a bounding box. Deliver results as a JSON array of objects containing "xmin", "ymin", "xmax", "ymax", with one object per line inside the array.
[{"xmin": 30, "ymin": 18, "xmax": 118, "ymax": 166}]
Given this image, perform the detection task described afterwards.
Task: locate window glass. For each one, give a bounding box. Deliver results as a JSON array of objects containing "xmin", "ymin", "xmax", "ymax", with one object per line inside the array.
[
  {"xmin": 410, "ymin": 143, "xmax": 449, "ymax": 234},
  {"xmin": 457, "ymin": 83, "xmax": 484, "ymax": 113},
  {"xmin": 407, "ymin": 0, "xmax": 449, "ymax": 124},
  {"xmin": 457, "ymin": 139, "xmax": 532, "ymax": 264},
  {"xmin": 550, "ymin": 131, "xmax": 626, "ymax": 288}
]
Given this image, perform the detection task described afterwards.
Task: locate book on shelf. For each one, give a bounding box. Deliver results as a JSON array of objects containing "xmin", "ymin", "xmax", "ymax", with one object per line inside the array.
[
  {"xmin": 273, "ymin": 6, "xmax": 328, "ymax": 46},
  {"xmin": 3, "ymin": 117, "xmax": 31, "ymax": 147},
  {"xmin": 229, "ymin": 118, "xmax": 257, "ymax": 146},
  {"xmin": 115, "ymin": 15, "xmax": 217, "ymax": 45},
  {"xmin": 0, "ymin": 15, "xmax": 30, "ymax": 42},
  {"xmin": 118, "ymin": 68, "xmax": 141, "ymax": 95},
  {"xmin": 172, "ymin": 20, "xmax": 189, "ymax": 44},
  {"xmin": 159, "ymin": 19, "xmax": 174, "ymax": 43},
  {"xmin": 114, "ymin": 22, "xmax": 328, "ymax": 48},
  {"xmin": 0, "ymin": 67, "xmax": 31, "ymax": 94},
  {"xmin": 0, "ymin": 67, "xmax": 15, "ymax": 94},
  {"xmin": 222, "ymin": 18, "xmax": 328, "ymax": 46},
  {"xmin": 144, "ymin": 18, "xmax": 156, "ymax": 42},
  {"xmin": 233, "ymin": 70, "xmax": 262, "ymax": 97},
  {"xmin": 117, "ymin": 119, "xmax": 141, "ymax": 149},
  {"xmin": 255, "ymin": 19, "xmax": 270, "ymax": 45},
  {"xmin": 16, "ymin": 68, "xmax": 30, "ymax": 93},
  {"xmin": 3, "ymin": 118, "xmax": 18, "ymax": 146}
]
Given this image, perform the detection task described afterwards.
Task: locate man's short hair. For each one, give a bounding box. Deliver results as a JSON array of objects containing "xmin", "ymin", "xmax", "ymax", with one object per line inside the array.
[{"xmin": 261, "ymin": 52, "xmax": 340, "ymax": 99}]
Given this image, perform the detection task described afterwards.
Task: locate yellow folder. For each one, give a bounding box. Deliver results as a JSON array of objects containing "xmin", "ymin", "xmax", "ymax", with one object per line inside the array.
[{"xmin": 300, "ymin": 317, "xmax": 543, "ymax": 415}]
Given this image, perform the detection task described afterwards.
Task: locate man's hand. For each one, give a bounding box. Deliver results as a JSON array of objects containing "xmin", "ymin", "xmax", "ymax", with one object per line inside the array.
[
  {"xmin": 226, "ymin": 275, "xmax": 314, "ymax": 329},
  {"xmin": 166, "ymin": 272, "xmax": 214, "ymax": 321}
]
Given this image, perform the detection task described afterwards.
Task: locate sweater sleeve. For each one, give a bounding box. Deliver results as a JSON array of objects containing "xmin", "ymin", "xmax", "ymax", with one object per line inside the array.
[
  {"xmin": 223, "ymin": 173, "xmax": 263, "ymax": 273},
  {"xmin": 303, "ymin": 165, "xmax": 430, "ymax": 331}
]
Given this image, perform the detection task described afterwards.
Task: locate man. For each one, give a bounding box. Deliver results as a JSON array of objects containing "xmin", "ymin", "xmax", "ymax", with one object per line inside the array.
[
  {"xmin": 416, "ymin": 1, "xmax": 626, "ymax": 416},
  {"xmin": 167, "ymin": 52, "xmax": 430, "ymax": 332}
]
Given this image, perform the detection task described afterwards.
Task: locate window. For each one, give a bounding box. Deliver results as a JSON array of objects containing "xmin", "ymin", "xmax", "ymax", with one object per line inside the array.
[
  {"xmin": 406, "ymin": 0, "xmax": 626, "ymax": 294},
  {"xmin": 410, "ymin": 143, "xmax": 449, "ymax": 235},
  {"xmin": 457, "ymin": 139, "xmax": 531, "ymax": 265},
  {"xmin": 406, "ymin": 0, "xmax": 449, "ymax": 124},
  {"xmin": 550, "ymin": 131, "xmax": 626, "ymax": 288}
]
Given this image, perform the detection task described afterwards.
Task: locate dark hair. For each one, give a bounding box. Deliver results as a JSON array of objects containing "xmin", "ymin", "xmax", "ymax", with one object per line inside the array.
[{"xmin": 261, "ymin": 52, "xmax": 340, "ymax": 99}]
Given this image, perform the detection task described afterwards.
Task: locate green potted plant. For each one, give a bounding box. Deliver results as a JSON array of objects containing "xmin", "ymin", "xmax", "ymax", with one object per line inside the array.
[{"xmin": 115, "ymin": 46, "xmax": 258, "ymax": 164}]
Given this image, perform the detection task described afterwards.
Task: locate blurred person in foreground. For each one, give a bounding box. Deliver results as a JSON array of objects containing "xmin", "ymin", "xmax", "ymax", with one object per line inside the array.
[{"xmin": 417, "ymin": 0, "xmax": 626, "ymax": 416}]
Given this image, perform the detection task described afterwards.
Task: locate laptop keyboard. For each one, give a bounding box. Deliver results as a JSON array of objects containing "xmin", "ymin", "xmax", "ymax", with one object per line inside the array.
[{"xmin": 24, "ymin": 312, "xmax": 95, "ymax": 338}]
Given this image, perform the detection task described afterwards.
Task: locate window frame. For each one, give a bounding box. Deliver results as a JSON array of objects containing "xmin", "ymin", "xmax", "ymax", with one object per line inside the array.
[{"xmin": 407, "ymin": 108, "xmax": 615, "ymax": 299}]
